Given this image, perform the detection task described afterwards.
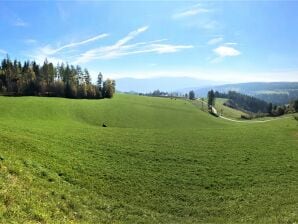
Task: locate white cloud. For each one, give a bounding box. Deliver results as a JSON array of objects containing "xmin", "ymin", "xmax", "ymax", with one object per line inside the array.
[
  {"xmin": 114, "ymin": 26, "xmax": 148, "ymax": 48},
  {"xmin": 75, "ymin": 26, "xmax": 193, "ymax": 63},
  {"xmin": 0, "ymin": 49, "xmax": 7, "ymax": 55},
  {"xmin": 24, "ymin": 39, "xmax": 37, "ymax": 44},
  {"xmin": 207, "ymin": 37, "xmax": 223, "ymax": 45},
  {"xmin": 14, "ymin": 18, "xmax": 28, "ymax": 27},
  {"xmin": 213, "ymin": 45, "xmax": 241, "ymax": 57},
  {"xmin": 40, "ymin": 33, "xmax": 109, "ymax": 55},
  {"xmin": 147, "ymin": 44, "xmax": 193, "ymax": 54},
  {"xmin": 27, "ymin": 26, "xmax": 193, "ymax": 66},
  {"xmin": 173, "ymin": 4, "xmax": 219, "ymax": 31},
  {"xmin": 224, "ymin": 42, "xmax": 237, "ymax": 46},
  {"xmin": 173, "ymin": 4, "xmax": 210, "ymax": 19},
  {"xmin": 26, "ymin": 51, "xmax": 65, "ymax": 65},
  {"xmin": 27, "ymin": 32, "xmax": 109, "ymax": 64}
]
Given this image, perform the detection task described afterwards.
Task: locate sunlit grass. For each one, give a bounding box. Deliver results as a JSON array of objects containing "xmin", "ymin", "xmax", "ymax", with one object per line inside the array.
[{"xmin": 0, "ymin": 94, "xmax": 297, "ymax": 223}]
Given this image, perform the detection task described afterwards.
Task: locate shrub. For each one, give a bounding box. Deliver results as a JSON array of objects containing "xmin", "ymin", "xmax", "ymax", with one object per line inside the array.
[{"xmin": 241, "ymin": 114, "xmax": 252, "ymax": 120}]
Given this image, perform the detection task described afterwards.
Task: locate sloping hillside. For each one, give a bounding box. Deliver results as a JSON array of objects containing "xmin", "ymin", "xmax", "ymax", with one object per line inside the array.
[
  {"xmin": 192, "ymin": 82, "xmax": 298, "ymax": 104},
  {"xmin": 0, "ymin": 94, "xmax": 297, "ymax": 223}
]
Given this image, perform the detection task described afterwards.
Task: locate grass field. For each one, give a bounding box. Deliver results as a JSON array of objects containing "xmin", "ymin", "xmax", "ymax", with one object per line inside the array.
[
  {"xmin": 214, "ymin": 98, "xmax": 248, "ymax": 120},
  {"xmin": 0, "ymin": 94, "xmax": 297, "ymax": 223}
]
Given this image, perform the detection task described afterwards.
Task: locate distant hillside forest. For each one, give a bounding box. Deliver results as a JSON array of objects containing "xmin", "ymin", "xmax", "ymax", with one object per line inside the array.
[
  {"xmin": 213, "ymin": 90, "xmax": 298, "ymax": 116},
  {"xmin": 0, "ymin": 56, "xmax": 115, "ymax": 99},
  {"xmin": 214, "ymin": 91, "xmax": 269, "ymax": 113},
  {"xmin": 193, "ymin": 82, "xmax": 298, "ymax": 105}
]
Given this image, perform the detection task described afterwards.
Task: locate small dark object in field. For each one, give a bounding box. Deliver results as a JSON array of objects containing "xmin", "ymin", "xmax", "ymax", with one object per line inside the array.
[{"xmin": 102, "ymin": 123, "xmax": 107, "ymax": 127}]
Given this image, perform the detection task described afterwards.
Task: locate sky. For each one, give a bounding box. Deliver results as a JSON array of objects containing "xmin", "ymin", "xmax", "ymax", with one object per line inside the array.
[{"xmin": 0, "ymin": 0, "xmax": 298, "ymax": 83}]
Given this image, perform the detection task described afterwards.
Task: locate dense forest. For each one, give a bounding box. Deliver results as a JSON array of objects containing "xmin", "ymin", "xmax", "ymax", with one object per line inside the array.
[
  {"xmin": 256, "ymin": 90, "xmax": 298, "ymax": 105},
  {"xmin": 0, "ymin": 56, "xmax": 115, "ymax": 99},
  {"xmin": 193, "ymin": 82, "xmax": 298, "ymax": 105},
  {"xmin": 213, "ymin": 90, "xmax": 298, "ymax": 116},
  {"xmin": 214, "ymin": 90, "xmax": 269, "ymax": 113}
]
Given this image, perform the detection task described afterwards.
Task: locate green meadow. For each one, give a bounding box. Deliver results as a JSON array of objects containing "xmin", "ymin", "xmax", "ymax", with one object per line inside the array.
[
  {"xmin": 0, "ymin": 94, "xmax": 297, "ymax": 223},
  {"xmin": 214, "ymin": 98, "xmax": 248, "ymax": 119}
]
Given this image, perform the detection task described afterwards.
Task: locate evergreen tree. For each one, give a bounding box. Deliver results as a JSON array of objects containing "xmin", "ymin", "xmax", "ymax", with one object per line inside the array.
[
  {"xmin": 208, "ymin": 90, "xmax": 215, "ymax": 106},
  {"xmin": 0, "ymin": 56, "xmax": 113, "ymax": 99},
  {"xmin": 84, "ymin": 68, "xmax": 91, "ymax": 85},
  {"xmin": 294, "ymin": 100, "xmax": 298, "ymax": 112},
  {"xmin": 189, "ymin": 90, "xmax": 195, "ymax": 100},
  {"xmin": 97, "ymin": 72, "xmax": 103, "ymax": 88},
  {"xmin": 268, "ymin": 102, "xmax": 273, "ymax": 115}
]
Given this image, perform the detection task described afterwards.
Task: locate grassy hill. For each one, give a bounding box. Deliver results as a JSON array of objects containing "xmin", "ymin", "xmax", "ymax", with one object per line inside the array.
[
  {"xmin": 0, "ymin": 94, "xmax": 297, "ymax": 223},
  {"xmin": 214, "ymin": 98, "xmax": 248, "ymax": 119}
]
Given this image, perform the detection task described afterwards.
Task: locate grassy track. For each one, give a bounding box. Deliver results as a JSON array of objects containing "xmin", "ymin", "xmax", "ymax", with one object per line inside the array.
[
  {"xmin": 0, "ymin": 94, "xmax": 297, "ymax": 223},
  {"xmin": 214, "ymin": 98, "xmax": 248, "ymax": 119}
]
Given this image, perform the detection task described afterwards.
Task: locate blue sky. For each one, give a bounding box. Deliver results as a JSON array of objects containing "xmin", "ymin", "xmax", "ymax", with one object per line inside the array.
[{"xmin": 0, "ymin": 0, "xmax": 298, "ymax": 82}]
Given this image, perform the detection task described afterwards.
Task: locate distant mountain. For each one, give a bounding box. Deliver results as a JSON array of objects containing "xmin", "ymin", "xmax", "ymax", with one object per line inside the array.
[
  {"xmin": 191, "ymin": 82, "xmax": 298, "ymax": 105},
  {"xmin": 116, "ymin": 77, "xmax": 223, "ymax": 93},
  {"xmin": 116, "ymin": 79, "xmax": 298, "ymax": 104}
]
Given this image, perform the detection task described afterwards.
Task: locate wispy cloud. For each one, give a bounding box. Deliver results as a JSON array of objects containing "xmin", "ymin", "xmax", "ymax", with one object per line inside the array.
[
  {"xmin": 14, "ymin": 18, "xmax": 28, "ymax": 27},
  {"xmin": 27, "ymin": 26, "xmax": 193, "ymax": 65},
  {"xmin": 173, "ymin": 4, "xmax": 218, "ymax": 31},
  {"xmin": 0, "ymin": 49, "xmax": 7, "ymax": 55},
  {"xmin": 56, "ymin": 3, "xmax": 69, "ymax": 22},
  {"xmin": 207, "ymin": 37, "xmax": 223, "ymax": 45},
  {"xmin": 40, "ymin": 33, "xmax": 109, "ymax": 56},
  {"xmin": 24, "ymin": 39, "xmax": 37, "ymax": 44},
  {"xmin": 173, "ymin": 4, "xmax": 210, "ymax": 19},
  {"xmin": 114, "ymin": 26, "xmax": 148, "ymax": 48},
  {"xmin": 224, "ymin": 42, "xmax": 238, "ymax": 46},
  {"xmin": 75, "ymin": 26, "xmax": 193, "ymax": 63}
]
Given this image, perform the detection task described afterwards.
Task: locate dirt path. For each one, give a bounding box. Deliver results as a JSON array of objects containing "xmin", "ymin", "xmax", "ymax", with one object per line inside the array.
[
  {"xmin": 218, "ymin": 114, "xmax": 292, "ymax": 123},
  {"xmin": 195, "ymin": 98, "xmax": 292, "ymax": 123}
]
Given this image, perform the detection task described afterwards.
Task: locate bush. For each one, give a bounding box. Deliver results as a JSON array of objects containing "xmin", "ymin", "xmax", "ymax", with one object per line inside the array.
[{"xmin": 241, "ymin": 114, "xmax": 252, "ymax": 120}]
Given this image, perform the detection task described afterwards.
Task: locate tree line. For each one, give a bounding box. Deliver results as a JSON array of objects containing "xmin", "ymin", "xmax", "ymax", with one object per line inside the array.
[
  {"xmin": 0, "ymin": 56, "xmax": 115, "ymax": 99},
  {"xmin": 257, "ymin": 90, "xmax": 298, "ymax": 105},
  {"xmin": 208, "ymin": 89, "xmax": 298, "ymax": 117},
  {"xmin": 212, "ymin": 90, "xmax": 269, "ymax": 113},
  {"xmin": 267, "ymin": 100, "xmax": 298, "ymax": 116},
  {"xmin": 139, "ymin": 89, "xmax": 188, "ymax": 98}
]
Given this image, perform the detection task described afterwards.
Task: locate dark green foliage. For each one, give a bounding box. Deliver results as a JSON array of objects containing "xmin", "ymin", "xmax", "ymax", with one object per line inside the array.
[
  {"xmin": 215, "ymin": 91, "xmax": 269, "ymax": 113},
  {"xmin": 102, "ymin": 79, "xmax": 115, "ymax": 98},
  {"xmin": 268, "ymin": 102, "xmax": 273, "ymax": 114},
  {"xmin": 199, "ymin": 82, "xmax": 298, "ymax": 105},
  {"xmin": 271, "ymin": 105, "xmax": 285, "ymax": 116},
  {"xmin": 207, "ymin": 89, "xmax": 215, "ymax": 106},
  {"xmin": 0, "ymin": 56, "xmax": 115, "ymax": 99},
  {"xmin": 189, "ymin": 90, "xmax": 195, "ymax": 100},
  {"xmin": 149, "ymin": 89, "xmax": 168, "ymax": 97},
  {"xmin": 255, "ymin": 90, "xmax": 298, "ymax": 105},
  {"xmin": 294, "ymin": 100, "xmax": 298, "ymax": 112}
]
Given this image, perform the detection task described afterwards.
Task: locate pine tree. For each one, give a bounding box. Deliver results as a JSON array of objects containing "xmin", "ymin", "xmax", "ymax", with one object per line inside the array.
[
  {"xmin": 189, "ymin": 90, "xmax": 195, "ymax": 100},
  {"xmin": 208, "ymin": 90, "xmax": 215, "ymax": 106}
]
